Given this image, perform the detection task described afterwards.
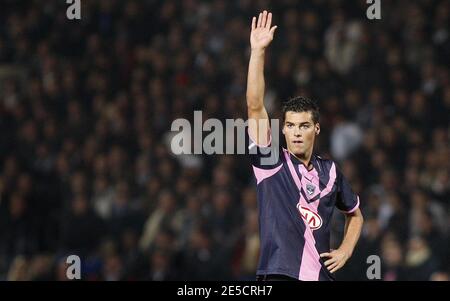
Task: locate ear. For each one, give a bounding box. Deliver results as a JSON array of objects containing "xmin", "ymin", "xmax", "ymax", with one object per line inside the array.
[{"xmin": 315, "ymin": 123, "xmax": 320, "ymax": 136}]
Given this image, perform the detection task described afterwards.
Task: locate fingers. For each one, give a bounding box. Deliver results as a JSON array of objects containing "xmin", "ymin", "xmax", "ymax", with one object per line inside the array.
[
  {"xmin": 266, "ymin": 12, "xmax": 272, "ymax": 29},
  {"xmin": 320, "ymin": 252, "xmax": 331, "ymax": 258},
  {"xmin": 321, "ymin": 252, "xmax": 337, "ymax": 270},
  {"xmin": 330, "ymin": 263, "xmax": 343, "ymax": 274},
  {"xmin": 324, "ymin": 258, "xmax": 335, "ymax": 267},
  {"xmin": 262, "ymin": 10, "xmax": 268, "ymax": 28},
  {"xmin": 321, "ymin": 250, "xmax": 345, "ymax": 273},
  {"xmin": 328, "ymin": 262, "xmax": 340, "ymax": 273},
  {"xmin": 255, "ymin": 10, "xmax": 274, "ymax": 29},
  {"xmin": 330, "ymin": 267, "xmax": 339, "ymax": 274},
  {"xmin": 251, "ymin": 17, "xmax": 256, "ymax": 31}
]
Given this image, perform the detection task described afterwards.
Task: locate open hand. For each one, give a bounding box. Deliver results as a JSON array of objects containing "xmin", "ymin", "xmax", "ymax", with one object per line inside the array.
[
  {"xmin": 320, "ymin": 249, "xmax": 351, "ymax": 274},
  {"xmin": 250, "ymin": 10, "xmax": 278, "ymax": 51}
]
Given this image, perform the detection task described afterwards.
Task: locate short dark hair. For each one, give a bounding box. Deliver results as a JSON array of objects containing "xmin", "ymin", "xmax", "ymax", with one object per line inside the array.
[{"xmin": 282, "ymin": 96, "xmax": 320, "ymax": 124}]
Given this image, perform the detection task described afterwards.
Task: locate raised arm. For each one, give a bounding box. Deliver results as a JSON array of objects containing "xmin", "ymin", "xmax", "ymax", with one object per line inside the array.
[{"xmin": 247, "ymin": 11, "xmax": 278, "ymax": 146}]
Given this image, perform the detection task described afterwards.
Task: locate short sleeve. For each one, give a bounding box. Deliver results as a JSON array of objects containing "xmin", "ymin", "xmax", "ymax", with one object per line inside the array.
[
  {"xmin": 247, "ymin": 127, "xmax": 282, "ymax": 169},
  {"xmin": 335, "ymin": 167, "xmax": 360, "ymax": 214}
]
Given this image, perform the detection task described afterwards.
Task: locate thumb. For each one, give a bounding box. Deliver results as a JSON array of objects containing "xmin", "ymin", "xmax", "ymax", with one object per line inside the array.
[{"xmin": 270, "ymin": 26, "xmax": 278, "ymax": 36}]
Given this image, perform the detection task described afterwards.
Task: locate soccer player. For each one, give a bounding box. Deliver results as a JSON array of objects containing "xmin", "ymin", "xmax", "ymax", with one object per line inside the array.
[{"xmin": 246, "ymin": 11, "xmax": 364, "ymax": 281}]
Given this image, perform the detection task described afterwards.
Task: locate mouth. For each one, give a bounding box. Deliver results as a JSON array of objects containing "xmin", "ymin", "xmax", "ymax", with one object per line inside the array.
[{"xmin": 292, "ymin": 140, "xmax": 303, "ymax": 146}]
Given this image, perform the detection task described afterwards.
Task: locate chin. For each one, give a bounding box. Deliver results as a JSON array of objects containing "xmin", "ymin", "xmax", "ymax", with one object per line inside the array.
[
  {"xmin": 291, "ymin": 148, "xmax": 304, "ymax": 156},
  {"xmin": 295, "ymin": 151, "xmax": 305, "ymax": 157}
]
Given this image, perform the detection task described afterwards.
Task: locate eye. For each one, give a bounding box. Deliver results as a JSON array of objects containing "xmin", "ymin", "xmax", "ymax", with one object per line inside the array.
[
  {"xmin": 302, "ymin": 124, "xmax": 310, "ymax": 130},
  {"xmin": 287, "ymin": 124, "xmax": 294, "ymax": 128}
]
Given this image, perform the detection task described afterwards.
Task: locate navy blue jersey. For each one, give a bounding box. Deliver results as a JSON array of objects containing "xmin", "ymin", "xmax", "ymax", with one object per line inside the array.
[{"xmin": 248, "ymin": 131, "xmax": 360, "ymax": 281}]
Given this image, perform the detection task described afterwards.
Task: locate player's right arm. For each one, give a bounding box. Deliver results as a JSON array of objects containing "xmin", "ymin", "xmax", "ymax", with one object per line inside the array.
[{"xmin": 247, "ymin": 11, "xmax": 278, "ymax": 146}]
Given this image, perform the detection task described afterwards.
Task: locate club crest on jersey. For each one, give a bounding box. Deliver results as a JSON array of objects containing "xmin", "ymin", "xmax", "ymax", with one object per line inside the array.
[
  {"xmin": 297, "ymin": 204, "xmax": 323, "ymax": 230},
  {"xmin": 306, "ymin": 183, "xmax": 316, "ymax": 195}
]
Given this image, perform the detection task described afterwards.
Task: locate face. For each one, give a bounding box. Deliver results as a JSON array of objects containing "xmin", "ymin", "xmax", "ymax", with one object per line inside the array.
[{"xmin": 282, "ymin": 111, "xmax": 320, "ymax": 157}]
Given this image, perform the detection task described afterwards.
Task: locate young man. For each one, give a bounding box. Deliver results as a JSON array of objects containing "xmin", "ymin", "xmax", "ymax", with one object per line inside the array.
[{"xmin": 246, "ymin": 11, "xmax": 364, "ymax": 281}]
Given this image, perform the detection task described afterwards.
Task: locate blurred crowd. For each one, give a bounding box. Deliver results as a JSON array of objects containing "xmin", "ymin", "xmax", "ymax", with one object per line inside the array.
[{"xmin": 0, "ymin": 0, "xmax": 448, "ymax": 281}]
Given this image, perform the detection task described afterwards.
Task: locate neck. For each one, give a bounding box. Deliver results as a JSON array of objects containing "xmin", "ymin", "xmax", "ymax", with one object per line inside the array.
[{"xmin": 288, "ymin": 147, "xmax": 313, "ymax": 169}]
